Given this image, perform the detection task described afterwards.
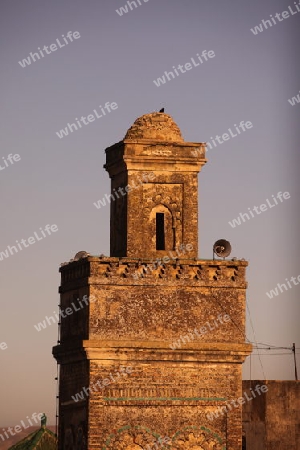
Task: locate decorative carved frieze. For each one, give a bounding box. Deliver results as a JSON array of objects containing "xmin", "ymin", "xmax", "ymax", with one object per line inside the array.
[{"xmin": 60, "ymin": 258, "xmax": 247, "ymax": 289}]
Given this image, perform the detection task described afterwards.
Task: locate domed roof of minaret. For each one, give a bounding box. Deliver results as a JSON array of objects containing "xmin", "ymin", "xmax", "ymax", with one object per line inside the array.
[{"xmin": 125, "ymin": 112, "xmax": 184, "ymax": 142}]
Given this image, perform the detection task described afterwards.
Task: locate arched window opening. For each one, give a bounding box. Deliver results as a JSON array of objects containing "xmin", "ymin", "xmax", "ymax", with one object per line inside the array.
[
  {"xmin": 242, "ymin": 434, "xmax": 246, "ymax": 450},
  {"xmin": 156, "ymin": 213, "xmax": 165, "ymax": 250}
]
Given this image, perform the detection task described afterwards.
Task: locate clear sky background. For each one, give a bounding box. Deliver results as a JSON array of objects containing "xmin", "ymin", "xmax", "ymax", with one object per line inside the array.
[{"xmin": 0, "ymin": 0, "xmax": 299, "ymax": 428}]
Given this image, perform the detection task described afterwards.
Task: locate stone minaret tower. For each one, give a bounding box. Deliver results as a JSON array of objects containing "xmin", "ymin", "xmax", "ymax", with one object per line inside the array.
[{"xmin": 53, "ymin": 112, "xmax": 252, "ymax": 450}]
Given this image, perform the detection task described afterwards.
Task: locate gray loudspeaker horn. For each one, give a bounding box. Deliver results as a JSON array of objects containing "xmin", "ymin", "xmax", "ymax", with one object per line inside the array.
[
  {"xmin": 213, "ymin": 239, "xmax": 232, "ymax": 258},
  {"xmin": 74, "ymin": 251, "xmax": 90, "ymax": 261}
]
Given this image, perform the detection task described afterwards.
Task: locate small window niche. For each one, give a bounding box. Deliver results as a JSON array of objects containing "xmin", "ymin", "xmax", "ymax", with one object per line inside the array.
[{"xmin": 156, "ymin": 213, "xmax": 165, "ymax": 250}]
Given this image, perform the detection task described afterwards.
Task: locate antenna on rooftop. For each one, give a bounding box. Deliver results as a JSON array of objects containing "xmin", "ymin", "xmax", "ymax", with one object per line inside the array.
[{"xmin": 292, "ymin": 343, "xmax": 298, "ymax": 380}]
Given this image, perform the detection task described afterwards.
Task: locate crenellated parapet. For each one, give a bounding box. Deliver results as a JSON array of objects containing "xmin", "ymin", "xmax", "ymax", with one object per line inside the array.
[{"xmin": 59, "ymin": 257, "xmax": 247, "ymax": 291}]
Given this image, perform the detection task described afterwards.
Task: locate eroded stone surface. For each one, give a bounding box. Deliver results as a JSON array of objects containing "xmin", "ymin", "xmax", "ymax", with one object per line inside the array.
[
  {"xmin": 53, "ymin": 112, "xmax": 251, "ymax": 450},
  {"xmin": 125, "ymin": 112, "xmax": 184, "ymax": 142},
  {"xmin": 242, "ymin": 380, "xmax": 300, "ymax": 450}
]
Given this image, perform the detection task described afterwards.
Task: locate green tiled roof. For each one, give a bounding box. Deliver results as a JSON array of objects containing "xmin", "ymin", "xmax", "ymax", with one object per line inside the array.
[{"xmin": 8, "ymin": 415, "xmax": 57, "ymax": 450}]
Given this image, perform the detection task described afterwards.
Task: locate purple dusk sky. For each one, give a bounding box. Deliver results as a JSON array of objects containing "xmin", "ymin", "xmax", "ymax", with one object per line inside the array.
[{"xmin": 0, "ymin": 0, "xmax": 299, "ymax": 427}]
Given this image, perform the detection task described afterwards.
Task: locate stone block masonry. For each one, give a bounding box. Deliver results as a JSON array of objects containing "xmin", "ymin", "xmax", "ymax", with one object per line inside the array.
[
  {"xmin": 54, "ymin": 255, "xmax": 251, "ymax": 449},
  {"xmin": 53, "ymin": 111, "xmax": 251, "ymax": 450},
  {"xmin": 242, "ymin": 380, "xmax": 300, "ymax": 449}
]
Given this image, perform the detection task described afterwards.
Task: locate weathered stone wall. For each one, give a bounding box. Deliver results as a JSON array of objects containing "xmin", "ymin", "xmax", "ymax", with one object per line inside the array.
[
  {"xmin": 54, "ymin": 112, "xmax": 251, "ymax": 450},
  {"xmin": 126, "ymin": 171, "xmax": 199, "ymax": 260},
  {"xmin": 104, "ymin": 114, "xmax": 206, "ymax": 260},
  {"xmin": 242, "ymin": 380, "xmax": 300, "ymax": 450},
  {"xmin": 85, "ymin": 354, "xmax": 245, "ymax": 450},
  {"xmin": 59, "ymin": 287, "xmax": 89, "ymax": 342},
  {"xmin": 58, "ymin": 257, "xmax": 248, "ymax": 343},
  {"xmin": 53, "ymin": 284, "xmax": 90, "ymax": 450},
  {"xmin": 88, "ymin": 262, "xmax": 247, "ymax": 343},
  {"xmin": 54, "ymin": 359, "xmax": 89, "ymax": 450},
  {"xmin": 110, "ymin": 166, "xmax": 128, "ymax": 257},
  {"xmin": 55, "ymin": 256, "xmax": 251, "ymax": 449}
]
